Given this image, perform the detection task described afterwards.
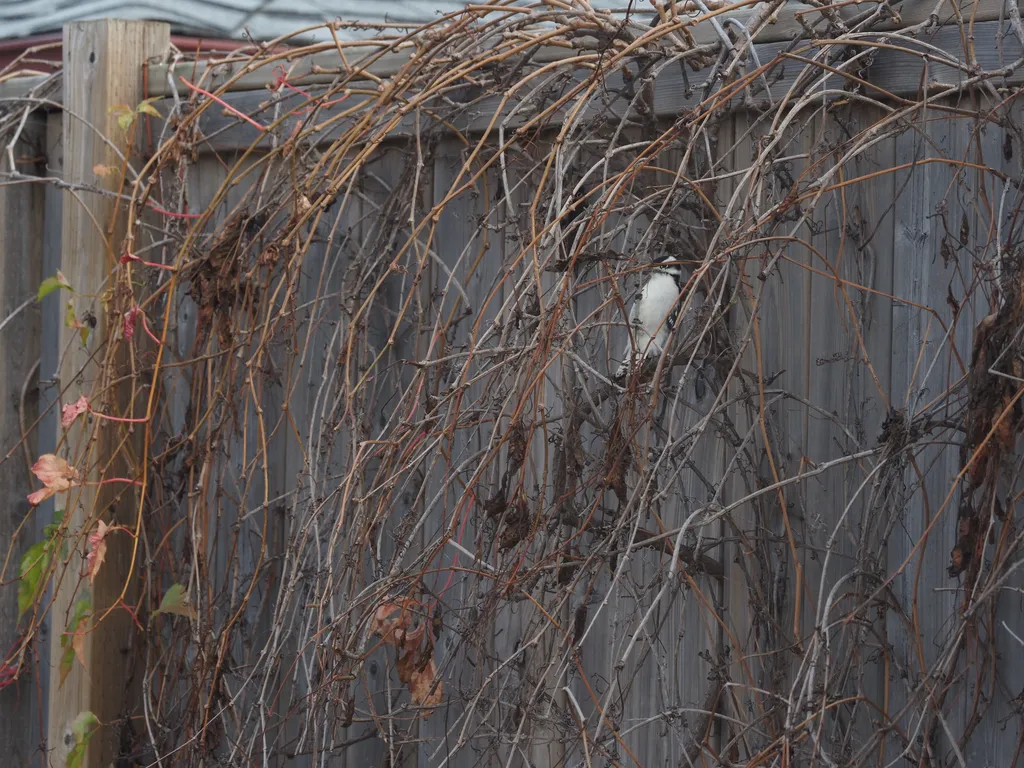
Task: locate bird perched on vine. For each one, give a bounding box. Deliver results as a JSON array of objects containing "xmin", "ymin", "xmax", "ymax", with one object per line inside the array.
[{"xmin": 615, "ymin": 255, "xmax": 685, "ymax": 380}]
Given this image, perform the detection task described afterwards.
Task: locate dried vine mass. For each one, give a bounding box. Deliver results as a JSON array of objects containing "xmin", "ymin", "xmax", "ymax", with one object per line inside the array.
[{"xmin": 3, "ymin": 1, "xmax": 1024, "ymax": 765}]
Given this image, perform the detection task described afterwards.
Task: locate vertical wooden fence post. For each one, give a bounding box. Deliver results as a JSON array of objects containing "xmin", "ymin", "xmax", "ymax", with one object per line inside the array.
[{"xmin": 49, "ymin": 20, "xmax": 169, "ymax": 768}]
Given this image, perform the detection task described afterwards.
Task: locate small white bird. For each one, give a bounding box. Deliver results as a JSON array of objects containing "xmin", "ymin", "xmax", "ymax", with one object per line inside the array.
[{"xmin": 615, "ymin": 255, "xmax": 685, "ymax": 380}]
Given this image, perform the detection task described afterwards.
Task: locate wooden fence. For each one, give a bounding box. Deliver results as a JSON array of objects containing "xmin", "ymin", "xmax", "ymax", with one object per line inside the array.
[{"xmin": 2, "ymin": 3, "xmax": 1024, "ymax": 765}]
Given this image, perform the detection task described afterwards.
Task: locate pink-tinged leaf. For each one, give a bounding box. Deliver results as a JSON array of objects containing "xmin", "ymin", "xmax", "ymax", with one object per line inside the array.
[
  {"xmin": 92, "ymin": 163, "xmax": 115, "ymax": 178},
  {"xmin": 85, "ymin": 520, "xmax": 111, "ymax": 584},
  {"xmin": 61, "ymin": 396, "xmax": 90, "ymax": 428},
  {"xmin": 31, "ymin": 454, "xmax": 79, "ymax": 489},
  {"xmin": 28, "ymin": 454, "xmax": 80, "ymax": 506},
  {"xmin": 123, "ymin": 307, "xmax": 140, "ymax": 340},
  {"xmin": 27, "ymin": 488, "xmax": 52, "ymax": 506}
]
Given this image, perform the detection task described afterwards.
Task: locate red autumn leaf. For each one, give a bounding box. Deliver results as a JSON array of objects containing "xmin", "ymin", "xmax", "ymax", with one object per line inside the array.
[
  {"xmin": 85, "ymin": 520, "xmax": 111, "ymax": 584},
  {"xmin": 28, "ymin": 454, "xmax": 81, "ymax": 506},
  {"xmin": 61, "ymin": 396, "xmax": 90, "ymax": 428}
]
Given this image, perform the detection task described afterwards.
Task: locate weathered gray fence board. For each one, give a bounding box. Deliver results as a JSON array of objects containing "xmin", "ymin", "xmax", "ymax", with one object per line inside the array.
[
  {"xmin": 718, "ymin": 108, "xmax": 760, "ymax": 760},
  {"xmin": 0, "ymin": 117, "xmax": 45, "ymax": 768},
  {"xmin": 887, "ymin": 105, "xmax": 974, "ymax": 762},
  {"xmin": 733, "ymin": 110, "xmax": 813, "ymax": 762},
  {"xmin": 804, "ymin": 104, "xmax": 895, "ymax": 750},
  {"xmin": 351, "ymin": 145, "xmax": 411, "ymax": 768}
]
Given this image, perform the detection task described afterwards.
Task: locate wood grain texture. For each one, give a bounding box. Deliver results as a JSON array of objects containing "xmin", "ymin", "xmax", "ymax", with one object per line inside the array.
[
  {"xmin": 49, "ymin": 20, "xmax": 170, "ymax": 768},
  {"xmin": 885, "ymin": 102, "xmax": 982, "ymax": 765}
]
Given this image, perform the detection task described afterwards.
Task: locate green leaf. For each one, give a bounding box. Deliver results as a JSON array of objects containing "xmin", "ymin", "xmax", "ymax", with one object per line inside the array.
[
  {"xmin": 116, "ymin": 111, "xmax": 134, "ymax": 132},
  {"xmin": 37, "ymin": 271, "xmax": 73, "ymax": 302},
  {"xmin": 66, "ymin": 710, "xmax": 99, "ymax": 768},
  {"xmin": 18, "ymin": 541, "xmax": 48, "ymax": 618},
  {"xmin": 59, "ymin": 597, "xmax": 91, "ymax": 688},
  {"xmin": 71, "ymin": 709, "xmax": 98, "ymax": 739},
  {"xmin": 68, "ymin": 596, "xmax": 91, "ymax": 633},
  {"xmin": 42, "ymin": 508, "xmax": 64, "ymax": 541},
  {"xmin": 58, "ymin": 642, "xmax": 74, "ymax": 688},
  {"xmin": 155, "ymin": 583, "xmax": 196, "ymax": 618},
  {"xmin": 65, "ymin": 302, "xmax": 90, "ymax": 346},
  {"xmin": 135, "ymin": 98, "xmax": 162, "ymax": 119}
]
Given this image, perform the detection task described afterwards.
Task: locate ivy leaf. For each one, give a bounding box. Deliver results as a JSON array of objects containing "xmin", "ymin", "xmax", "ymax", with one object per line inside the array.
[
  {"xmin": 66, "ymin": 710, "xmax": 99, "ymax": 768},
  {"xmin": 38, "ymin": 271, "xmax": 72, "ymax": 302},
  {"xmin": 154, "ymin": 583, "xmax": 196, "ymax": 619},
  {"xmin": 17, "ymin": 541, "xmax": 48, "ymax": 618}
]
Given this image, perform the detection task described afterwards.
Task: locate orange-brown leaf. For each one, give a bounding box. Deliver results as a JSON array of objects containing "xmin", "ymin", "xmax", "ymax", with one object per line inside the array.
[
  {"xmin": 370, "ymin": 598, "xmax": 425, "ymax": 650},
  {"xmin": 408, "ymin": 657, "xmax": 443, "ymax": 708}
]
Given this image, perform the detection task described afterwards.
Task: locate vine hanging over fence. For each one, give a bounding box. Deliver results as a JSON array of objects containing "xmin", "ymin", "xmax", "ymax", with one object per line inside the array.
[{"xmin": 2, "ymin": 2, "xmax": 1024, "ymax": 765}]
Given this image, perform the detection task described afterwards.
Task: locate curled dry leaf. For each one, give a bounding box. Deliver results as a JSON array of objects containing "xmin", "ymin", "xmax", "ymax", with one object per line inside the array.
[
  {"xmin": 85, "ymin": 520, "xmax": 111, "ymax": 584},
  {"xmin": 61, "ymin": 396, "xmax": 90, "ymax": 428},
  {"xmin": 370, "ymin": 598, "xmax": 426, "ymax": 652},
  {"xmin": 399, "ymin": 653, "xmax": 443, "ymax": 709},
  {"xmin": 372, "ymin": 597, "xmax": 443, "ymax": 712},
  {"xmin": 410, "ymin": 660, "xmax": 443, "ymax": 708},
  {"xmin": 28, "ymin": 454, "xmax": 81, "ymax": 506}
]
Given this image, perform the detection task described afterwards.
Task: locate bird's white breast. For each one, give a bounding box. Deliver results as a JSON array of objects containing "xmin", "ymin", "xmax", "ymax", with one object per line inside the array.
[{"xmin": 636, "ymin": 273, "xmax": 679, "ymax": 326}]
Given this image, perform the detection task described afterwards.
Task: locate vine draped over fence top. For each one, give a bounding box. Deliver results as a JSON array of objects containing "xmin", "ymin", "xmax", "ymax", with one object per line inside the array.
[{"xmin": 3, "ymin": 0, "xmax": 1024, "ymax": 765}]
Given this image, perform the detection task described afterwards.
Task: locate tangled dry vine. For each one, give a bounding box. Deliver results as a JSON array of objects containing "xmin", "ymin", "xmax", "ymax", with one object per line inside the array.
[{"xmin": 2, "ymin": 0, "xmax": 1024, "ymax": 765}]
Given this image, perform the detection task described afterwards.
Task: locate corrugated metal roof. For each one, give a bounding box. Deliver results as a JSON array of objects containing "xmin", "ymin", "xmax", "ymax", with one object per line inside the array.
[{"xmin": 0, "ymin": 0, "xmax": 636, "ymax": 43}]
